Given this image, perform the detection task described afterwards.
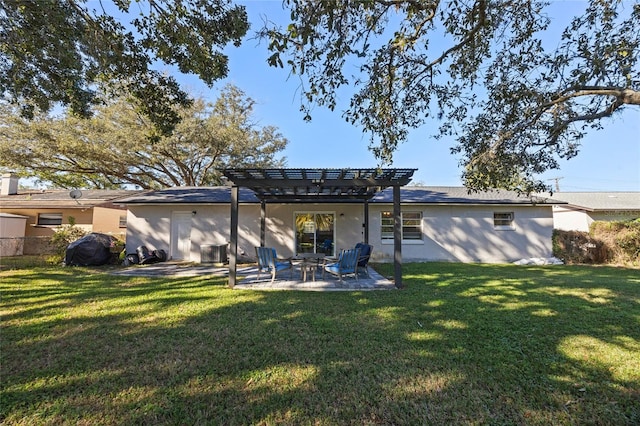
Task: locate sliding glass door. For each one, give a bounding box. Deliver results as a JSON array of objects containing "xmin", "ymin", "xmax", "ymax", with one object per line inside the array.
[{"xmin": 295, "ymin": 213, "xmax": 335, "ymax": 255}]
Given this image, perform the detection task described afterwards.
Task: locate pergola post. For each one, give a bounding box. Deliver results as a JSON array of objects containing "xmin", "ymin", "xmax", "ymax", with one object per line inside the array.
[
  {"xmin": 260, "ymin": 200, "xmax": 266, "ymax": 247},
  {"xmin": 229, "ymin": 185, "xmax": 239, "ymax": 288},
  {"xmin": 393, "ymin": 184, "xmax": 403, "ymax": 289}
]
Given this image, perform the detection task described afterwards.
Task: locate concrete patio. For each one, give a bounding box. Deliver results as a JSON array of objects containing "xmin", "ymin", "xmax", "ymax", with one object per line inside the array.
[
  {"xmin": 110, "ymin": 262, "xmax": 396, "ymax": 291},
  {"xmin": 234, "ymin": 265, "xmax": 396, "ymax": 291}
]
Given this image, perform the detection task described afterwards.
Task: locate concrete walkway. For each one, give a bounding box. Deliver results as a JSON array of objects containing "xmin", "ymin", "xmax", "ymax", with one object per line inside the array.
[
  {"xmin": 110, "ymin": 262, "xmax": 396, "ymax": 291},
  {"xmin": 110, "ymin": 262, "xmax": 228, "ymax": 277}
]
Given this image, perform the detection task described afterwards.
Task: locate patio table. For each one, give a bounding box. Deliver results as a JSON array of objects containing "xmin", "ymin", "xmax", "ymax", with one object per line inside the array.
[{"xmin": 294, "ymin": 253, "xmax": 325, "ymax": 282}]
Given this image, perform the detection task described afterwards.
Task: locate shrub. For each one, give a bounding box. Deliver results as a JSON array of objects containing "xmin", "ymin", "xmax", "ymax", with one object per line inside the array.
[
  {"xmin": 48, "ymin": 217, "xmax": 88, "ymax": 264},
  {"xmin": 617, "ymin": 231, "xmax": 640, "ymax": 258},
  {"xmin": 552, "ymin": 229, "xmax": 608, "ymax": 264},
  {"xmin": 598, "ymin": 220, "xmax": 640, "ymax": 264},
  {"xmin": 591, "ymin": 220, "xmax": 640, "ymax": 265},
  {"xmin": 554, "ymin": 219, "xmax": 640, "ymax": 266}
]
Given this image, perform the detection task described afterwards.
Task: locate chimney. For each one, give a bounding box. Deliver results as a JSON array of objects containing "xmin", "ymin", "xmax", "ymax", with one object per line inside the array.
[{"xmin": 1, "ymin": 173, "xmax": 19, "ymax": 195}]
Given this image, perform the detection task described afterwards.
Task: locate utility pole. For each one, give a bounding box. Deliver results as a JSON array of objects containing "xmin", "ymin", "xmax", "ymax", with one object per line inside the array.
[{"xmin": 547, "ymin": 177, "xmax": 564, "ymax": 192}]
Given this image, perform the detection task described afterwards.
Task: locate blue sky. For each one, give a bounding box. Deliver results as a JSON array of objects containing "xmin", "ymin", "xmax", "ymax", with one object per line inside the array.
[{"xmin": 169, "ymin": 1, "xmax": 639, "ymax": 191}]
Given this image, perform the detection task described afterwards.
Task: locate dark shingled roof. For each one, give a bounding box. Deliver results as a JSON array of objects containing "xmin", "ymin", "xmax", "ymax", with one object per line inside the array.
[
  {"xmin": 117, "ymin": 187, "xmax": 260, "ymax": 204},
  {"xmin": 370, "ymin": 186, "xmax": 564, "ymax": 204},
  {"xmin": 117, "ymin": 186, "xmax": 564, "ymax": 205}
]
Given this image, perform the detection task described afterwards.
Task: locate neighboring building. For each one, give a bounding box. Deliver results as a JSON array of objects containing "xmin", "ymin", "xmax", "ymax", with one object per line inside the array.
[
  {"xmin": 118, "ymin": 185, "xmax": 562, "ymax": 264},
  {"xmin": 0, "ymin": 213, "xmax": 28, "ymax": 256},
  {"xmin": 546, "ymin": 192, "xmax": 640, "ymax": 232},
  {"xmin": 0, "ymin": 174, "xmax": 136, "ymax": 254}
]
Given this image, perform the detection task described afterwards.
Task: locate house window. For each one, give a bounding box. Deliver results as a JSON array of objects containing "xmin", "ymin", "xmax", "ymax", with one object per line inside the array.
[
  {"xmin": 37, "ymin": 213, "xmax": 63, "ymax": 226},
  {"xmin": 381, "ymin": 211, "xmax": 423, "ymax": 240},
  {"xmin": 494, "ymin": 212, "xmax": 515, "ymax": 230},
  {"xmin": 119, "ymin": 215, "xmax": 127, "ymax": 228}
]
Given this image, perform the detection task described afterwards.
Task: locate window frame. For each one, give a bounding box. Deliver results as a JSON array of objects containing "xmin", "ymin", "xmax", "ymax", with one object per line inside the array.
[
  {"xmin": 294, "ymin": 211, "xmax": 336, "ymax": 256},
  {"xmin": 493, "ymin": 212, "xmax": 515, "ymax": 230},
  {"xmin": 37, "ymin": 212, "xmax": 63, "ymax": 226},
  {"xmin": 381, "ymin": 211, "xmax": 423, "ymax": 241}
]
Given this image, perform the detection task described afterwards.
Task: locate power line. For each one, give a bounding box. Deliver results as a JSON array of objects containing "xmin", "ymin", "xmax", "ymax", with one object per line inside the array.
[{"xmin": 546, "ymin": 177, "xmax": 564, "ymax": 192}]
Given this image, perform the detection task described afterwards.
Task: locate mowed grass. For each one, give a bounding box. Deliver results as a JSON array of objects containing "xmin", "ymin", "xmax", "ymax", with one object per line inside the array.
[{"xmin": 1, "ymin": 263, "xmax": 639, "ymax": 425}]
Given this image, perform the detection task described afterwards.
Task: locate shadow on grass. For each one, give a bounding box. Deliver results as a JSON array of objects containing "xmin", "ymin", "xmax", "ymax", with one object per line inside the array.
[{"xmin": 1, "ymin": 263, "xmax": 638, "ymax": 424}]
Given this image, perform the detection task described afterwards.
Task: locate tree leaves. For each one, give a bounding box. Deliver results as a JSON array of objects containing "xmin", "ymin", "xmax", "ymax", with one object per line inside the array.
[
  {"xmin": 0, "ymin": 0, "xmax": 248, "ymax": 135},
  {"xmin": 263, "ymin": 0, "xmax": 640, "ymax": 193}
]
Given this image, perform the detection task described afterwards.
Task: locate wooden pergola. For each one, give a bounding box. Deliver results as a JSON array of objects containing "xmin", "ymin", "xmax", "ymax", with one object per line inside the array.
[{"xmin": 221, "ymin": 168, "xmax": 416, "ymax": 289}]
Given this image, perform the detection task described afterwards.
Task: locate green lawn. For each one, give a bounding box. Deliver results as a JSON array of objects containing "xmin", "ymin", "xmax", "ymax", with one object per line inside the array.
[{"xmin": 1, "ymin": 263, "xmax": 638, "ymax": 425}]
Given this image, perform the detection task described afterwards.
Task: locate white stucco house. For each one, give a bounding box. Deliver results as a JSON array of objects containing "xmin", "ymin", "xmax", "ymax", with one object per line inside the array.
[
  {"xmin": 545, "ymin": 192, "xmax": 640, "ymax": 232},
  {"xmin": 118, "ymin": 180, "xmax": 562, "ymax": 265}
]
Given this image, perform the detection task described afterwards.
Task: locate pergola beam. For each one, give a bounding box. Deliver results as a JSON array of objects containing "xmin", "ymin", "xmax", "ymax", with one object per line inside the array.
[
  {"xmin": 236, "ymin": 178, "xmax": 382, "ymax": 188},
  {"xmin": 253, "ymin": 195, "xmax": 375, "ymax": 203}
]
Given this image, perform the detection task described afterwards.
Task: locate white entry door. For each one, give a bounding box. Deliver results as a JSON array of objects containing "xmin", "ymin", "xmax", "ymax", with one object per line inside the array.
[{"xmin": 171, "ymin": 212, "xmax": 192, "ymax": 261}]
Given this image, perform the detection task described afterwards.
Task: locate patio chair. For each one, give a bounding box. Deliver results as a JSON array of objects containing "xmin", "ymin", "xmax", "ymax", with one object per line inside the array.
[
  {"xmin": 255, "ymin": 247, "xmax": 293, "ymax": 283},
  {"xmin": 323, "ymin": 247, "xmax": 360, "ymax": 283},
  {"xmin": 355, "ymin": 243, "xmax": 373, "ymax": 277},
  {"xmin": 321, "ymin": 239, "xmax": 333, "ymax": 255}
]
